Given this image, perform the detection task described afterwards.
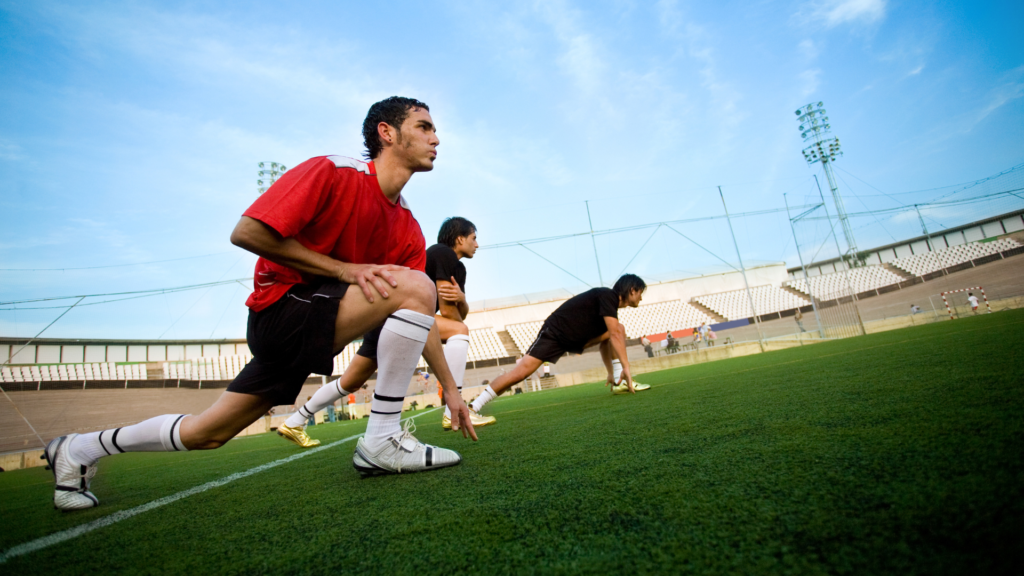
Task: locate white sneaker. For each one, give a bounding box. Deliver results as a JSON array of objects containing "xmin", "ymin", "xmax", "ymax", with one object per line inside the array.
[
  {"xmin": 352, "ymin": 420, "xmax": 461, "ymax": 476},
  {"xmin": 42, "ymin": 434, "xmax": 100, "ymax": 511}
]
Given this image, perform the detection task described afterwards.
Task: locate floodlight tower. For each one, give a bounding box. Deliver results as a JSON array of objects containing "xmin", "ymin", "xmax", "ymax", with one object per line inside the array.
[
  {"xmin": 795, "ymin": 102, "xmax": 858, "ymax": 259},
  {"xmin": 257, "ymin": 162, "xmax": 287, "ymax": 194}
]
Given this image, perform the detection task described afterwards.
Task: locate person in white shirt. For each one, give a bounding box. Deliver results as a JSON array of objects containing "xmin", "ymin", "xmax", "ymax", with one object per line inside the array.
[
  {"xmin": 910, "ymin": 304, "xmax": 921, "ymax": 315},
  {"xmin": 967, "ymin": 293, "xmax": 980, "ymax": 314}
]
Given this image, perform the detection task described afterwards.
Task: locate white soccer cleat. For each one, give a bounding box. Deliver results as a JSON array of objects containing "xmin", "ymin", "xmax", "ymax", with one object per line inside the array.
[
  {"xmin": 42, "ymin": 434, "xmax": 100, "ymax": 511},
  {"xmin": 352, "ymin": 420, "xmax": 461, "ymax": 476}
]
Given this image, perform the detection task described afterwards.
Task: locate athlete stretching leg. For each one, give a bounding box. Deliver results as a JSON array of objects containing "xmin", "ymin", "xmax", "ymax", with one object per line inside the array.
[
  {"xmin": 42, "ymin": 97, "xmax": 477, "ymax": 511},
  {"xmin": 471, "ymin": 274, "xmax": 650, "ymax": 415},
  {"xmin": 278, "ymin": 217, "xmax": 495, "ymax": 448}
]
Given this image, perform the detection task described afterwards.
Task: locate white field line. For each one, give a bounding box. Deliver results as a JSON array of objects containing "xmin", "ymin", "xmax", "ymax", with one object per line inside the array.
[{"xmin": 0, "ymin": 408, "xmax": 439, "ymax": 563}]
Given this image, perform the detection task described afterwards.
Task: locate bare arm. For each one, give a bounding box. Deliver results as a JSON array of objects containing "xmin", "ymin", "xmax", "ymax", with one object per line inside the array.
[
  {"xmin": 435, "ymin": 279, "xmax": 465, "ymax": 321},
  {"xmin": 230, "ymin": 216, "xmax": 407, "ymax": 303},
  {"xmin": 421, "ymin": 322, "xmax": 478, "ymax": 440},
  {"xmin": 604, "ymin": 316, "xmax": 634, "ymax": 392}
]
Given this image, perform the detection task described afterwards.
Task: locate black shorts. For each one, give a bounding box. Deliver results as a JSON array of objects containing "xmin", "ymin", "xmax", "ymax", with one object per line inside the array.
[
  {"xmin": 227, "ymin": 281, "xmax": 349, "ymax": 406},
  {"xmin": 523, "ymin": 327, "xmax": 575, "ymax": 364},
  {"xmin": 356, "ymin": 325, "xmax": 383, "ymax": 361}
]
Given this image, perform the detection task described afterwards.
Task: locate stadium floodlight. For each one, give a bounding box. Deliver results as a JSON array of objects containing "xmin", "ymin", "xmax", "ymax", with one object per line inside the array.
[
  {"xmin": 796, "ymin": 102, "xmax": 858, "ymax": 260},
  {"xmin": 257, "ymin": 162, "xmax": 287, "ymax": 194}
]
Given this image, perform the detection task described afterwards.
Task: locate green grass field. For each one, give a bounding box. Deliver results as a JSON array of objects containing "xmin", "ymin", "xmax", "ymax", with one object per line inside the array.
[{"xmin": 2, "ymin": 310, "xmax": 1023, "ymax": 574}]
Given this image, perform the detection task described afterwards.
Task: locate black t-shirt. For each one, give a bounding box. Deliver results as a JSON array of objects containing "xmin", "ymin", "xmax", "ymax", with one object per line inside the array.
[
  {"xmin": 425, "ymin": 244, "xmax": 466, "ymax": 313},
  {"xmin": 542, "ymin": 287, "xmax": 619, "ymax": 351}
]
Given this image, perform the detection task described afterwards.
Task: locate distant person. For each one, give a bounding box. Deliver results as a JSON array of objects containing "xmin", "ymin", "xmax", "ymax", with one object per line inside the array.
[
  {"xmin": 470, "ymin": 274, "xmax": 652, "ymax": 414},
  {"xmin": 795, "ymin": 310, "xmax": 807, "ymax": 332},
  {"xmin": 642, "ymin": 336, "xmax": 654, "ymax": 358},
  {"xmin": 666, "ymin": 331, "xmax": 676, "ymax": 352},
  {"xmin": 40, "ymin": 96, "xmax": 477, "ymax": 511},
  {"xmin": 967, "ymin": 293, "xmax": 980, "ymax": 314},
  {"xmin": 910, "ymin": 304, "xmax": 921, "ymax": 315},
  {"xmin": 706, "ymin": 329, "xmax": 717, "ymax": 346}
]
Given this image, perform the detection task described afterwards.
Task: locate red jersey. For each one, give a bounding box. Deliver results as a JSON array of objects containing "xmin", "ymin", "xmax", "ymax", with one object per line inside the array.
[{"xmin": 242, "ymin": 155, "xmax": 426, "ymax": 312}]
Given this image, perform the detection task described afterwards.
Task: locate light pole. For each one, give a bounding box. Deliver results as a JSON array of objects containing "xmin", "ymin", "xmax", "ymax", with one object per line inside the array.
[
  {"xmin": 257, "ymin": 162, "xmax": 287, "ymax": 194},
  {"xmin": 795, "ymin": 102, "xmax": 858, "ymax": 262}
]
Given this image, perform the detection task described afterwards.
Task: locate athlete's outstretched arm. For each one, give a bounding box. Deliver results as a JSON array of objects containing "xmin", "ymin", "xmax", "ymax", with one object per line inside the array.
[
  {"xmin": 230, "ymin": 216, "xmax": 406, "ymax": 303},
  {"xmin": 421, "ymin": 323, "xmax": 478, "ymax": 440},
  {"xmin": 603, "ymin": 317, "xmax": 634, "ymax": 393}
]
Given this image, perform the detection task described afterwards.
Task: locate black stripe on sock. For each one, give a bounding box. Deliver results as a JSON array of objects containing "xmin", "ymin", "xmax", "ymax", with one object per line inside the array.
[
  {"xmin": 426, "ymin": 446, "xmax": 433, "ymax": 467},
  {"xmin": 110, "ymin": 428, "xmax": 124, "ymax": 453},
  {"xmin": 387, "ymin": 314, "xmax": 431, "ymax": 331},
  {"xmin": 299, "ymin": 406, "xmax": 312, "ymax": 418},
  {"xmin": 373, "ymin": 393, "xmax": 405, "ymax": 402},
  {"xmin": 98, "ymin": 430, "xmax": 112, "ymax": 456},
  {"xmin": 370, "ymin": 409, "xmax": 402, "ymax": 415},
  {"xmin": 80, "ymin": 465, "xmax": 87, "ymax": 490},
  {"xmin": 169, "ymin": 415, "xmax": 186, "ymax": 451}
]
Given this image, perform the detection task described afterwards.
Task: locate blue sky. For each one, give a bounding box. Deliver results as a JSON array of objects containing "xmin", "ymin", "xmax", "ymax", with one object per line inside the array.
[{"xmin": 1, "ymin": 0, "xmax": 1021, "ymax": 340}]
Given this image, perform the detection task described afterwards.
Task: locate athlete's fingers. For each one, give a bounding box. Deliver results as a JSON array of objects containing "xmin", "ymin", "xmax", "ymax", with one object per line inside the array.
[
  {"xmin": 377, "ymin": 267, "xmax": 399, "ymax": 288},
  {"xmin": 368, "ymin": 274, "xmax": 390, "ymax": 299},
  {"xmin": 356, "ymin": 275, "xmax": 374, "ymax": 303},
  {"xmin": 462, "ymin": 408, "xmax": 478, "ymax": 441}
]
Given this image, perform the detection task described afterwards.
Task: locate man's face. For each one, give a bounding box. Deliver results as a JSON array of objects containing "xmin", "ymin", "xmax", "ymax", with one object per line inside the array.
[
  {"xmin": 456, "ymin": 231, "xmax": 479, "ymax": 259},
  {"xmin": 390, "ymin": 107, "xmax": 439, "ymax": 172},
  {"xmin": 626, "ymin": 288, "xmax": 643, "ymax": 308}
]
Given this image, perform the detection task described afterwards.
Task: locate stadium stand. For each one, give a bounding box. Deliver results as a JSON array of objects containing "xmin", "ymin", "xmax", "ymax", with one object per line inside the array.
[
  {"xmin": 1, "ymin": 362, "xmax": 149, "ymax": 384},
  {"xmin": 890, "ymin": 238, "xmax": 1021, "ymax": 277},
  {"xmin": 786, "ymin": 266, "xmax": 906, "ymax": 300},
  {"xmin": 468, "ymin": 328, "xmax": 508, "ymax": 362},
  {"xmin": 506, "ymin": 321, "xmax": 544, "ymax": 354},
  {"xmin": 693, "ymin": 285, "xmax": 810, "ymax": 321},
  {"xmin": 618, "ymin": 300, "xmax": 715, "ymax": 338}
]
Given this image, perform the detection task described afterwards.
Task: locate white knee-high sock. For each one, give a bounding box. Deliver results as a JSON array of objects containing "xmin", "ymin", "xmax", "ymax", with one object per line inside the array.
[
  {"xmin": 286, "ymin": 380, "xmax": 345, "ymax": 428},
  {"xmin": 69, "ymin": 414, "xmax": 189, "ymax": 466},
  {"xmin": 471, "ymin": 385, "xmax": 498, "ymax": 412},
  {"xmin": 365, "ymin": 310, "xmax": 434, "ymax": 447},
  {"xmin": 442, "ymin": 334, "xmax": 470, "ymax": 418},
  {"xmin": 612, "ymin": 359, "xmax": 623, "ymax": 381}
]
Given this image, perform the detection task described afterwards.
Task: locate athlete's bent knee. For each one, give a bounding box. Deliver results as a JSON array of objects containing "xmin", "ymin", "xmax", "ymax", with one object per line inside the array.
[{"xmin": 398, "ymin": 270, "xmax": 436, "ymax": 309}]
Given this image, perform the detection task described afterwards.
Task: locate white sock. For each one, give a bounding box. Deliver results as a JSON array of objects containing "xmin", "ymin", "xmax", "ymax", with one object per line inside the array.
[
  {"xmin": 70, "ymin": 414, "xmax": 189, "ymax": 465},
  {"xmin": 365, "ymin": 310, "xmax": 433, "ymax": 448},
  {"xmin": 286, "ymin": 381, "xmax": 345, "ymax": 428},
  {"xmin": 471, "ymin": 385, "xmax": 498, "ymax": 412},
  {"xmin": 612, "ymin": 359, "xmax": 622, "ymax": 381},
  {"xmin": 442, "ymin": 334, "xmax": 469, "ymax": 418}
]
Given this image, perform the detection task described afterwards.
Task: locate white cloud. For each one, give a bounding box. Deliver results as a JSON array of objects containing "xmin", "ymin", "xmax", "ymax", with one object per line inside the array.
[
  {"xmin": 798, "ymin": 39, "xmax": 818, "ymax": 60},
  {"xmin": 800, "ymin": 0, "xmax": 887, "ymax": 28},
  {"xmin": 0, "ymin": 140, "xmax": 24, "ymax": 161},
  {"xmin": 908, "ymin": 65, "xmax": 924, "ymax": 76}
]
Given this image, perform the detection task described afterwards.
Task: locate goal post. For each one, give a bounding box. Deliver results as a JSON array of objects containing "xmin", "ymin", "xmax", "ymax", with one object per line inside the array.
[{"xmin": 940, "ymin": 286, "xmax": 990, "ymax": 319}]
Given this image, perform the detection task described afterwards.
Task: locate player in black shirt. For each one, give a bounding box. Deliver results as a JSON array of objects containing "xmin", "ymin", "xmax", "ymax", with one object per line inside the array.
[
  {"xmin": 470, "ymin": 273, "xmax": 648, "ymax": 415},
  {"xmin": 277, "ymin": 217, "xmax": 495, "ymax": 447}
]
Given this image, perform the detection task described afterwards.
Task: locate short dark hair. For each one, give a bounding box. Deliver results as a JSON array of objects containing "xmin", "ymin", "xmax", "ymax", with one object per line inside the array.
[
  {"xmin": 437, "ymin": 217, "xmax": 476, "ymax": 248},
  {"xmin": 362, "ymin": 96, "xmax": 430, "ymax": 160},
  {"xmin": 612, "ymin": 273, "xmax": 646, "ymax": 299}
]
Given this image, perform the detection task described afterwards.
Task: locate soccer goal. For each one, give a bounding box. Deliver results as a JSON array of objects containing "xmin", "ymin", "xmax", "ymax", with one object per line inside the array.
[{"xmin": 940, "ymin": 286, "xmax": 990, "ymax": 319}]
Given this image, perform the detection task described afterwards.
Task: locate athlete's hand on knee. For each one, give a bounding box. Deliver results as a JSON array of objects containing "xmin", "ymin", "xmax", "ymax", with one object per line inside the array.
[{"xmin": 340, "ymin": 264, "xmax": 408, "ymax": 303}]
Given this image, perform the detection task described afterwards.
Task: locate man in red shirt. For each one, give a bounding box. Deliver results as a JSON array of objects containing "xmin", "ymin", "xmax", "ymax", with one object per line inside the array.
[{"xmin": 41, "ymin": 97, "xmax": 477, "ymax": 511}]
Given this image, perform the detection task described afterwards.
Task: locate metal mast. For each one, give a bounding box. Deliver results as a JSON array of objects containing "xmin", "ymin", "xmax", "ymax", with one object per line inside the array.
[{"xmin": 795, "ymin": 102, "xmax": 858, "ymax": 261}]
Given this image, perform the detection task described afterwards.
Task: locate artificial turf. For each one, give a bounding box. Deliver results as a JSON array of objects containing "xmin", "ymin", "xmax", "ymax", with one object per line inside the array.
[{"xmin": 1, "ymin": 310, "xmax": 1022, "ymax": 574}]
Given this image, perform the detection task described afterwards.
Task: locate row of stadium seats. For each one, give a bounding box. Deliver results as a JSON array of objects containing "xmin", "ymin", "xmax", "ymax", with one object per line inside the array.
[
  {"xmin": 786, "ymin": 266, "xmax": 906, "ymax": 300},
  {"xmin": 619, "ymin": 300, "xmax": 715, "ymax": 339},
  {"xmin": 1, "ymin": 362, "xmax": 148, "ymax": 383},
  {"xmin": 468, "ymin": 328, "xmax": 508, "ymax": 362},
  {"xmin": 163, "ymin": 356, "xmax": 252, "ymax": 381},
  {"xmin": 693, "ymin": 285, "xmax": 810, "ymax": 321},
  {"xmin": 890, "ymin": 238, "xmax": 1021, "ymax": 277},
  {"xmin": 506, "ymin": 321, "xmax": 544, "ymax": 355}
]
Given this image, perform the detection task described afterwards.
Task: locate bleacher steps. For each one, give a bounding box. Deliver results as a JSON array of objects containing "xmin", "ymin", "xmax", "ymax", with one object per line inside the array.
[
  {"xmin": 780, "ymin": 284, "xmax": 811, "ymax": 300},
  {"xmin": 881, "ymin": 263, "xmax": 913, "ymax": 281},
  {"xmin": 688, "ymin": 300, "xmax": 726, "ymax": 322},
  {"xmin": 497, "ymin": 330, "xmax": 522, "ymax": 357}
]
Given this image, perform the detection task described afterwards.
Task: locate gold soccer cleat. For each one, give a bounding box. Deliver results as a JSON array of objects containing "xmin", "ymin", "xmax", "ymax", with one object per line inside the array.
[
  {"xmin": 612, "ymin": 380, "xmax": 651, "ymax": 395},
  {"xmin": 277, "ymin": 423, "xmax": 321, "ymax": 448},
  {"xmin": 442, "ymin": 409, "xmax": 497, "ymax": 430}
]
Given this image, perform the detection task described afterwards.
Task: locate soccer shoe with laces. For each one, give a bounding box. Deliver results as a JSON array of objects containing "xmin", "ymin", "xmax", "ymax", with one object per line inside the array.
[
  {"xmin": 611, "ymin": 380, "xmax": 651, "ymax": 395},
  {"xmin": 42, "ymin": 434, "xmax": 99, "ymax": 511},
  {"xmin": 276, "ymin": 423, "xmax": 321, "ymax": 448},
  {"xmin": 353, "ymin": 420, "xmax": 460, "ymax": 476},
  {"xmin": 441, "ymin": 409, "xmax": 496, "ymax": 431}
]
